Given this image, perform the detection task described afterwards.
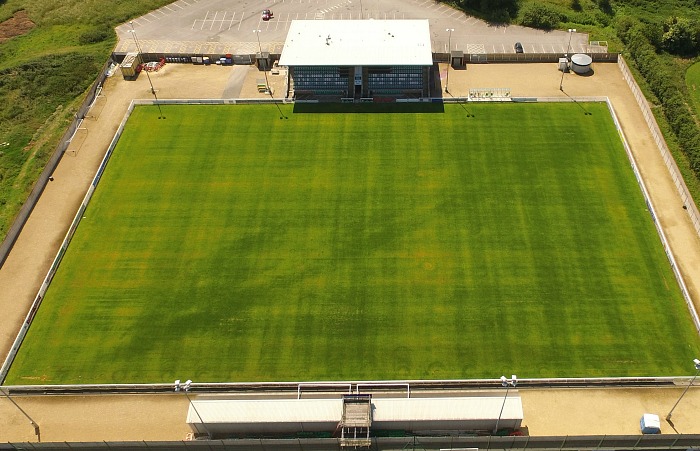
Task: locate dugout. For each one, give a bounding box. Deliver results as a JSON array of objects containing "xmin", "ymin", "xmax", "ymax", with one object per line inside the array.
[
  {"xmin": 279, "ymin": 20, "xmax": 433, "ymax": 99},
  {"xmin": 186, "ymin": 394, "xmax": 523, "ymax": 438}
]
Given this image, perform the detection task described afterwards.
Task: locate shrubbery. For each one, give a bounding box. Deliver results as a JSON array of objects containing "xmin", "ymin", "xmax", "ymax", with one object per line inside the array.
[
  {"xmin": 78, "ymin": 28, "xmax": 111, "ymax": 45},
  {"xmin": 520, "ymin": 3, "xmax": 561, "ymax": 29},
  {"xmin": 620, "ymin": 21, "xmax": 700, "ymax": 173}
]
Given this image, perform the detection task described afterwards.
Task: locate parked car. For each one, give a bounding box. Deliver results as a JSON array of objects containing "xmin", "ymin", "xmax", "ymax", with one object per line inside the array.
[
  {"xmin": 262, "ymin": 9, "xmax": 273, "ymax": 21},
  {"xmin": 514, "ymin": 42, "xmax": 524, "ymax": 53}
]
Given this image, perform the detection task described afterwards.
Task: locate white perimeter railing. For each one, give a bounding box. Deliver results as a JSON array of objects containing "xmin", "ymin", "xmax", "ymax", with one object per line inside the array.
[
  {"xmin": 618, "ymin": 56, "xmax": 700, "ymax": 237},
  {"xmin": 2, "ymin": 94, "xmax": 700, "ymax": 385}
]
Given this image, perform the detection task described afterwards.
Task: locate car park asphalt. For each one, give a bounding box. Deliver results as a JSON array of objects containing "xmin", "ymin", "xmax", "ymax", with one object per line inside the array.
[{"xmin": 114, "ymin": 0, "xmax": 594, "ymax": 56}]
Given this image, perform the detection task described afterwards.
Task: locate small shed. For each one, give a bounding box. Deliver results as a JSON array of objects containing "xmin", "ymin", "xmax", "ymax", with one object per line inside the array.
[
  {"xmin": 450, "ymin": 50, "xmax": 464, "ymax": 68},
  {"xmin": 558, "ymin": 57, "xmax": 569, "ymax": 72},
  {"xmin": 120, "ymin": 52, "xmax": 142, "ymax": 79},
  {"xmin": 571, "ymin": 53, "xmax": 592, "ymax": 74},
  {"xmin": 640, "ymin": 413, "xmax": 661, "ymax": 434}
]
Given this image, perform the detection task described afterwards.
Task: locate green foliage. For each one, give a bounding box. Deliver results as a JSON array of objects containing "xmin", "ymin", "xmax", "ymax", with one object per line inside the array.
[
  {"xmin": 78, "ymin": 26, "xmax": 111, "ymax": 45},
  {"xmin": 456, "ymin": 0, "xmax": 519, "ymax": 21},
  {"xmin": 686, "ymin": 60, "xmax": 700, "ymax": 116},
  {"xmin": 661, "ymin": 16, "xmax": 697, "ymax": 54},
  {"xmin": 520, "ymin": 2, "xmax": 562, "ymax": 29},
  {"xmin": 621, "ymin": 21, "xmax": 700, "ymax": 176},
  {"xmin": 0, "ymin": 0, "xmax": 174, "ymax": 239},
  {"xmin": 6, "ymin": 103, "xmax": 699, "ymax": 384}
]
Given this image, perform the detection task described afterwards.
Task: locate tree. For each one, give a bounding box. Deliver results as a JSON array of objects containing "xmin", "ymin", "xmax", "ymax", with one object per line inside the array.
[
  {"xmin": 661, "ymin": 16, "xmax": 697, "ymax": 55},
  {"xmin": 520, "ymin": 3, "xmax": 561, "ymax": 29}
]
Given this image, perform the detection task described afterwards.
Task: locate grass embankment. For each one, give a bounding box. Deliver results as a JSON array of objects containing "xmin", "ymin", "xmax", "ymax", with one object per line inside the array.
[
  {"xmin": 0, "ymin": 0, "xmax": 174, "ymax": 241},
  {"xmin": 686, "ymin": 61, "xmax": 700, "ymax": 116},
  {"xmin": 6, "ymin": 103, "xmax": 699, "ymax": 384}
]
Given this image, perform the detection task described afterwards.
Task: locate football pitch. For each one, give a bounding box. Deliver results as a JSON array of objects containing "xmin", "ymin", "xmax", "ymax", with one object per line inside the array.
[{"xmin": 6, "ymin": 102, "xmax": 700, "ymax": 385}]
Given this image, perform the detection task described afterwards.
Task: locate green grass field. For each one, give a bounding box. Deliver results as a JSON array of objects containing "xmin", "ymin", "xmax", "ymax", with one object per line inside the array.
[
  {"xmin": 6, "ymin": 103, "xmax": 700, "ymax": 385},
  {"xmin": 686, "ymin": 61, "xmax": 700, "ymax": 119}
]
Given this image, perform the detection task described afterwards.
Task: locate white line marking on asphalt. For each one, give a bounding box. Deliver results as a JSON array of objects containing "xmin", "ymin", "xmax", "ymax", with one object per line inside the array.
[
  {"xmin": 238, "ymin": 12, "xmax": 245, "ymax": 30},
  {"xmin": 228, "ymin": 12, "xmax": 236, "ymax": 30},
  {"xmin": 201, "ymin": 11, "xmax": 209, "ymax": 30}
]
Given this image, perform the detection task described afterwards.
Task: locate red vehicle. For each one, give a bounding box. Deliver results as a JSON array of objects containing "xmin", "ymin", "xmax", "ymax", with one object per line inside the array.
[{"xmin": 262, "ymin": 9, "xmax": 273, "ymax": 20}]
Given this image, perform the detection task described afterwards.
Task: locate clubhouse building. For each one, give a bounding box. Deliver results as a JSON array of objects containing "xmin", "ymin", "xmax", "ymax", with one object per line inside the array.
[{"xmin": 279, "ymin": 20, "xmax": 433, "ymax": 99}]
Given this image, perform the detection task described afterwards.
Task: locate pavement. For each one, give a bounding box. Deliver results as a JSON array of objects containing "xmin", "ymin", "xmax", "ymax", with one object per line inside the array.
[
  {"xmin": 1, "ymin": 387, "xmax": 699, "ymax": 443},
  {"xmin": 113, "ymin": 0, "xmax": 594, "ymax": 56}
]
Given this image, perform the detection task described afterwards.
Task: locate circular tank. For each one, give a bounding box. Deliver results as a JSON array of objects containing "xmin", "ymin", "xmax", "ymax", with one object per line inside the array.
[{"xmin": 571, "ymin": 54, "xmax": 592, "ymax": 74}]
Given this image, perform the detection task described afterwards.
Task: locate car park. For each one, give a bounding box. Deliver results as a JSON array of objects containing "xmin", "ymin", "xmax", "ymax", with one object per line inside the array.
[{"xmin": 262, "ymin": 9, "xmax": 273, "ymax": 21}]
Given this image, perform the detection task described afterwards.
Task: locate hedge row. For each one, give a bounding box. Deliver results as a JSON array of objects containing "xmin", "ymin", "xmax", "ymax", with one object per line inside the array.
[{"xmin": 620, "ymin": 22, "xmax": 700, "ymax": 175}]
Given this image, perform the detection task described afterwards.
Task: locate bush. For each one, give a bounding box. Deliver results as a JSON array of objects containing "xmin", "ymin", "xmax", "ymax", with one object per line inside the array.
[
  {"xmin": 520, "ymin": 3, "xmax": 561, "ymax": 29},
  {"xmin": 661, "ymin": 16, "xmax": 697, "ymax": 55},
  {"xmin": 619, "ymin": 21, "xmax": 700, "ymax": 183},
  {"xmin": 78, "ymin": 27, "xmax": 111, "ymax": 45}
]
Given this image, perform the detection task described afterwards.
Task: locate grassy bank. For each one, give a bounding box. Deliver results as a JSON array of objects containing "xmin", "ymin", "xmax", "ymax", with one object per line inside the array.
[{"xmin": 0, "ymin": 0, "xmax": 174, "ymax": 240}]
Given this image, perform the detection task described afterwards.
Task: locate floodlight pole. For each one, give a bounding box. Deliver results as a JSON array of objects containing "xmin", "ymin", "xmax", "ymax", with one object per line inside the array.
[
  {"xmin": 666, "ymin": 359, "xmax": 700, "ymax": 423},
  {"xmin": 129, "ymin": 22, "xmax": 164, "ymax": 119},
  {"xmin": 559, "ymin": 28, "xmax": 576, "ymax": 91},
  {"xmin": 254, "ymin": 30, "xmax": 271, "ymax": 95},
  {"xmin": 0, "ymin": 387, "xmax": 40, "ymax": 442},
  {"xmin": 445, "ymin": 28, "xmax": 454, "ymax": 93},
  {"xmin": 494, "ymin": 375, "xmax": 517, "ymax": 434}
]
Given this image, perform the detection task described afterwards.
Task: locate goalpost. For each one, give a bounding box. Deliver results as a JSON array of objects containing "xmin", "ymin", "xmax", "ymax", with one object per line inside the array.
[
  {"xmin": 66, "ymin": 119, "xmax": 88, "ymax": 157},
  {"xmin": 85, "ymin": 85, "xmax": 107, "ymax": 121}
]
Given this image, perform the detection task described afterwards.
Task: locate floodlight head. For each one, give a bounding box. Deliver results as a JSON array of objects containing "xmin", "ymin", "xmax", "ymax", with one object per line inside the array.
[
  {"xmin": 500, "ymin": 375, "xmax": 507, "ymax": 386},
  {"xmin": 694, "ymin": 358, "xmax": 700, "ymax": 369},
  {"xmin": 511, "ymin": 375, "xmax": 518, "ymax": 386},
  {"xmin": 184, "ymin": 379, "xmax": 192, "ymax": 390},
  {"xmin": 174, "ymin": 379, "xmax": 181, "ymax": 392}
]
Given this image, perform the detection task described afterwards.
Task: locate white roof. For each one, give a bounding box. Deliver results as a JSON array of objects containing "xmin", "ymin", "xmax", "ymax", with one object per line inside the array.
[
  {"xmin": 279, "ymin": 20, "xmax": 433, "ymax": 67},
  {"xmin": 373, "ymin": 396, "xmax": 523, "ymax": 422},
  {"xmin": 187, "ymin": 398, "xmax": 342, "ymax": 424},
  {"xmin": 187, "ymin": 395, "xmax": 523, "ymax": 425}
]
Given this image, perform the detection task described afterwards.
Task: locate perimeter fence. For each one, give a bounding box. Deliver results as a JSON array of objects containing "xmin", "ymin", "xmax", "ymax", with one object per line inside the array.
[
  {"xmin": 1, "ymin": 434, "xmax": 700, "ymax": 450},
  {"xmin": 0, "ymin": 59, "xmax": 116, "ymax": 269},
  {"xmin": 617, "ymin": 56, "xmax": 700, "ymax": 237}
]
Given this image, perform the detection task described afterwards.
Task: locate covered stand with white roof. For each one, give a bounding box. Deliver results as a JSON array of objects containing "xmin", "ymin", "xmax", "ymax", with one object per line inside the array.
[
  {"xmin": 279, "ymin": 20, "xmax": 433, "ymax": 99},
  {"xmin": 186, "ymin": 394, "xmax": 523, "ymax": 438}
]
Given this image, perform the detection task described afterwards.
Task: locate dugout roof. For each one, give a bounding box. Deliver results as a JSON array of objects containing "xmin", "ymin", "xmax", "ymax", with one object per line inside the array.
[
  {"xmin": 186, "ymin": 395, "xmax": 523, "ymax": 425},
  {"xmin": 278, "ymin": 20, "xmax": 433, "ymax": 67}
]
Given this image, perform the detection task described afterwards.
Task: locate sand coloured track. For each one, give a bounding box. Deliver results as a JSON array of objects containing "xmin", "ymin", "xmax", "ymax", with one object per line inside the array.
[{"xmin": 0, "ymin": 62, "xmax": 699, "ymax": 441}]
